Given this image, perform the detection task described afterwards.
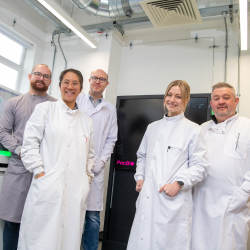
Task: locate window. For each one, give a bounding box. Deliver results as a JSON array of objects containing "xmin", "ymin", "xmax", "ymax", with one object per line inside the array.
[{"xmin": 0, "ymin": 33, "xmax": 26, "ymax": 91}]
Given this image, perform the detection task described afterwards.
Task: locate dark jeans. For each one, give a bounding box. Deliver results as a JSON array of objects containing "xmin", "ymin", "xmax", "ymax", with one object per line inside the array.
[
  {"xmin": 82, "ymin": 211, "xmax": 100, "ymax": 250},
  {"xmin": 3, "ymin": 221, "xmax": 20, "ymax": 250}
]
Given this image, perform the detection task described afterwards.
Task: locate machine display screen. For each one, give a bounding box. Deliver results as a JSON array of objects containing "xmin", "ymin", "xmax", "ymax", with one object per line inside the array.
[{"xmin": 114, "ymin": 94, "xmax": 211, "ymax": 170}]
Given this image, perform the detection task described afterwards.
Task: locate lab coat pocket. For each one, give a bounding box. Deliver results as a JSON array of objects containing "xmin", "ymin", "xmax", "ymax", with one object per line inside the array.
[
  {"xmin": 162, "ymin": 192, "xmax": 185, "ymax": 221},
  {"xmin": 224, "ymin": 134, "xmax": 249, "ymax": 160},
  {"xmin": 29, "ymin": 167, "xmax": 60, "ymax": 204},
  {"xmin": 82, "ymin": 134, "xmax": 88, "ymax": 143},
  {"xmin": 78, "ymin": 134, "xmax": 88, "ymax": 152},
  {"xmin": 227, "ymin": 187, "xmax": 250, "ymax": 216},
  {"xmin": 168, "ymin": 144, "xmax": 183, "ymax": 152},
  {"xmin": 167, "ymin": 144, "xmax": 183, "ymax": 159}
]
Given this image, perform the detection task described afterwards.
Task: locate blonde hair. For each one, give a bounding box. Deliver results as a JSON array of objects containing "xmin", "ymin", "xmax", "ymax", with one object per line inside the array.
[
  {"xmin": 164, "ymin": 80, "xmax": 190, "ymax": 112},
  {"xmin": 212, "ymin": 82, "xmax": 236, "ymax": 98}
]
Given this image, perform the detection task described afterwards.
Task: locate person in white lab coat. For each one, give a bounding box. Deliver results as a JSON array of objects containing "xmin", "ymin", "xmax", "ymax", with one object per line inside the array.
[
  {"xmin": 127, "ymin": 80, "xmax": 209, "ymax": 250},
  {"xmin": 191, "ymin": 82, "xmax": 250, "ymax": 250},
  {"xmin": 17, "ymin": 69, "xmax": 95, "ymax": 250},
  {"xmin": 77, "ymin": 69, "xmax": 117, "ymax": 250}
]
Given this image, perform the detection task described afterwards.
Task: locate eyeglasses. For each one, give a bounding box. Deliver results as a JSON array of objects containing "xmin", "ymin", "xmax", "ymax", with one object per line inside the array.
[
  {"xmin": 31, "ymin": 72, "xmax": 51, "ymax": 80},
  {"xmin": 90, "ymin": 76, "xmax": 107, "ymax": 83}
]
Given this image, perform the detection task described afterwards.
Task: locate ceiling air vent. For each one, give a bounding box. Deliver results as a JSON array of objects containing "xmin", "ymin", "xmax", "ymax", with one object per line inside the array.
[{"xmin": 139, "ymin": 0, "xmax": 202, "ymax": 28}]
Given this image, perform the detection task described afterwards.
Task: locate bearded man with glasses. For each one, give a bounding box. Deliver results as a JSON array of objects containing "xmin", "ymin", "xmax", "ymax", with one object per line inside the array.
[
  {"xmin": 77, "ymin": 69, "xmax": 118, "ymax": 250},
  {"xmin": 0, "ymin": 64, "xmax": 57, "ymax": 250}
]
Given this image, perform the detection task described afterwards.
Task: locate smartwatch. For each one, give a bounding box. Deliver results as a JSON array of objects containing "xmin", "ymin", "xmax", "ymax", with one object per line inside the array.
[{"xmin": 177, "ymin": 181, "xmax": 184, "ymax": 189}]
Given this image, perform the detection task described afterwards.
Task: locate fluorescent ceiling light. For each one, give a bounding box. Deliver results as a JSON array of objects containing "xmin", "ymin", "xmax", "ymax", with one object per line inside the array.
[
  {"xmin": 37, "ymin": 0, "xmax": 98, "ymax": 48},
  {"xmin": 240, "ymin": 0, "xmax": 248, "ymax": 50}
]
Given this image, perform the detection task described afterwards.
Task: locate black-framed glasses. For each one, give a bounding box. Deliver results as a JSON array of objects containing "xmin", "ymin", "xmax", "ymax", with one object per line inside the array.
[
  {"xmin": 31, "ymin": 72, "xmax": 51, "ymax": 80},
  {"xmin": 90, "ymin": 76, "xmax": 106, "ymax": 83}
]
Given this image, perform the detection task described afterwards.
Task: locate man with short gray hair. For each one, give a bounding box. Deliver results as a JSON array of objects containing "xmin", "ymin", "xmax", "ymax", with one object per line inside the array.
[
  {"xmin": 0, "ymin": 64, "xmax": 57, "ymax": 250},
  {"xmin": 191, "ymin": 82, "xmax": 250, "ymax": 250}
]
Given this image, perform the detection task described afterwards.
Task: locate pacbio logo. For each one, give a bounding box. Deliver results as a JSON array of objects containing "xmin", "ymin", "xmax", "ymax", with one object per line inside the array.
[{"xmin": 117, "ymin": 160, "xmax": 134, "ymax": 166}]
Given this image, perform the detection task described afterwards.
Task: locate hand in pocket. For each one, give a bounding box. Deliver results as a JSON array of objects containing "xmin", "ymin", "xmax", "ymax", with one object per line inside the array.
[
  {"xmin": 92, "ymin": 158, "xmax": 105, "ymax": 175},
  {"xmin": 227, "ymin": 187, "xmax": 250, "ymax": 216}
]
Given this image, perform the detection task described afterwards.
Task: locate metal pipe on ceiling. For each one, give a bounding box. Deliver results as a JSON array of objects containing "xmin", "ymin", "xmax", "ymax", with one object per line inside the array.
[
  {"xmin": 71, "ymin": 0, "xmax": 144, "ymax": 18},
  {"xmin": 58, "ymin": 34, "xmax": 67, "ymax": 70},
  {"xmin": 48, "ymin": 30, "xmax": 58, "ymax": 95},
  {"xmin": 222, "ymin": 11, "xmax": 228, "ymax": 83}
]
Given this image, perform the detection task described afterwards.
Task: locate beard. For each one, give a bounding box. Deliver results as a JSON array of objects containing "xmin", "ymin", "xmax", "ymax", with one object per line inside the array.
[
  {"xmin": 30, "ymin": 80, "xmax": 48, "ymax": 92},
  {"xmin": 214, "ymin": 105, "xmax": 234, "ymax": 117}
]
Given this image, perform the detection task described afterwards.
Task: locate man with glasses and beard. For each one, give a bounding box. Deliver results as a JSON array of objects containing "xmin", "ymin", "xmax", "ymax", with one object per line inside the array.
[{"xmin": 0, "ymin": 64, "xmax": 56, "ymax": 250}]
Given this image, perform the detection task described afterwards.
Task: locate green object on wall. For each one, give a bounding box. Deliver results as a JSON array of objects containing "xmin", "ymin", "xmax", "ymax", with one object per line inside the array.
[{"xmin": 0, "ymin": 151, "xmax": 11, "ymax": 157}]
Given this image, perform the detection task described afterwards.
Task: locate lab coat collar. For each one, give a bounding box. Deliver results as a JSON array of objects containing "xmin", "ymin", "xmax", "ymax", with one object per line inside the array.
[
  {"xmin": 210, "ymin": 112, "xmax": 238, "ymax": 124},
  {"xmin": 210, "ymin": 113, "xmax": 239, "ymax": 133},
  {"xmin": 163, "ymin": 112, "xmax": 185, "ymax": 123},
  {"xmin": 86, "ymin": 93, "xmax": 107, "ymax": 111},
  {"xmin": 87, "ymin": 93, "xmax": 107, "ymax": 105},
  {"xmin": 58, "ymin": 98, "xmax": 78, "ymax": 114}
]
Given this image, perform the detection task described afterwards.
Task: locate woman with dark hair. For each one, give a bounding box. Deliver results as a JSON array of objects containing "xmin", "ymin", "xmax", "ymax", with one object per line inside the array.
[
  {"xmin": 17, "ymin": 69, "xmax": 94, "ymax": 250},
  {"xmin": 127, "ymin": 80, "xmax": 209, "ymax": 250}
]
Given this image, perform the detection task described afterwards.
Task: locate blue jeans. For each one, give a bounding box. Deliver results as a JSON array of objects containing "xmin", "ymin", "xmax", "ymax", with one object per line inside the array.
[
  {"xmin": 3, "ymin": 221, "xmax": 20, "ymax": 250},
  {"xmin": 82, "ymin": 211, "xmax": 100, "ymax": 250}
]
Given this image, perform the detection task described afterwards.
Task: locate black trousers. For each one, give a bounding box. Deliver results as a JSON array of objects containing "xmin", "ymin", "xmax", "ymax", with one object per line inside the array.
[{"xmin": 3, "ymin": 221, "xmax": 20, "ymax": 250}]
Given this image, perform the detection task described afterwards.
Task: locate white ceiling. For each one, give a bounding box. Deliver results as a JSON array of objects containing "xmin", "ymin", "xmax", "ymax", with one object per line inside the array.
[{"xmin": 44, "ymin": 0, "xmax": 241, "ymax": 34}]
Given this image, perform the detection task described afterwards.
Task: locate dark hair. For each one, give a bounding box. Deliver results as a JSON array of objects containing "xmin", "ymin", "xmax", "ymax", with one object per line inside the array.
[{"xmin": 59, "ymin": 69, "xmax": 83, "ymax": 90}]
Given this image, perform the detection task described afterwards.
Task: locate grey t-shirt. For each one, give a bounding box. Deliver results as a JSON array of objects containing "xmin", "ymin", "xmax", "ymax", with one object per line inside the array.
[{"xmin": 0, "ymin": 92, "xmax": 57, "ymax": 222}]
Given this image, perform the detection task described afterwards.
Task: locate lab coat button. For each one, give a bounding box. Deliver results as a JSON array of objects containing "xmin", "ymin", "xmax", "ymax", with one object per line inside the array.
[
  {"xmin": 141, "ymin": 238, "xmax": 143, "ymax": 240},
  {"xmin": 68, "ymin": 145, "xmax": 70, "ymax": 147}
]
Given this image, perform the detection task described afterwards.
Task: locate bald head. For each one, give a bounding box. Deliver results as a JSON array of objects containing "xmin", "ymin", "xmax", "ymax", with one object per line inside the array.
[
  {"xmin": 31, "ymin": 64, "xmax": 51, "ymax": 76},
  {"xmin": 89, "ymin": 69, "xmax": 109, "ymax": 99},
  {"xmin": 90, "ymin": 69, "xmax": 108, "ymax": 81}
]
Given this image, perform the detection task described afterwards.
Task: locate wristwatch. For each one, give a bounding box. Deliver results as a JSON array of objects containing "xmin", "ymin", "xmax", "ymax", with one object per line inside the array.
[
  {"xmin": 34, "ymin": 172, "xmax": 45, "ymax": 179},
  {"xmin": 177, "ymin": 181, "xmax": 184, "ymax": 189}
]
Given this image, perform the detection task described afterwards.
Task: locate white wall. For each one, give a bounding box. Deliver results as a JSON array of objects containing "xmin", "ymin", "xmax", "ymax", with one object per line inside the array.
[
  {"xmin": 115, "ymin": 17, "xmax": 250, "ymax": 119},
  {"xmin": 42, "ymin": 32, "xmax": 114, "ymax": 99},
  {"xmin": 117, "ymin": 18, "xmax": 237, "ymax": 94}
]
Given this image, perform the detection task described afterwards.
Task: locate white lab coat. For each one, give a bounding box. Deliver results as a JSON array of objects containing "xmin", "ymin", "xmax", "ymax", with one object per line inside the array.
[
  {"xmin": 191, "ymin": 114, "xmax": 250, "ymax": 250},
  {"xmin": 77, "ymin": 93, "xmax": 117, "ymax": 211},
  {"xmin": 127, "ymin": 113, "xmax": 209, "ymax": 250},
  {"xmin": 17, "ymin": 99, "xmax": 95, "ymax": 250}
]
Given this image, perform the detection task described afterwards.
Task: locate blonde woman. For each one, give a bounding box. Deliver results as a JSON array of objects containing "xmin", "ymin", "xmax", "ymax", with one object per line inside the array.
[{"xmin": 127, "ymin": 80, "xmax": 209, "ymax": 250}]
